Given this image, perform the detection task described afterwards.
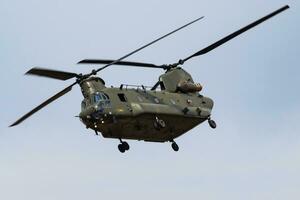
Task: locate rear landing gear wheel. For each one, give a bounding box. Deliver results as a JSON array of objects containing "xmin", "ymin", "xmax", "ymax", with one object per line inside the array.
[
  {"xmin": 208, "ymin": 118, "xmax": 217, "ymax": 129},
  {"xmin": 171, "ymin": 142, "xmax": 179, "ymax": 152},
  {"xmin": 118, "ymin": 144, "xmax": 126, "ymax": 153},
  {"xmin": 123, "ymin": 141, "xmax": 130, "ymax": 151}
]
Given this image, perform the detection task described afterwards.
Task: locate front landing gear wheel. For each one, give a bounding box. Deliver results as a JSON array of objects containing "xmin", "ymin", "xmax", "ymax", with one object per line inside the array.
[
  {"xmin": 171, "ymin": 142, "xmax": 179, "ymax": 152},
  {"xmin": 118, "ymin": 139, "xmax": 130, "ymax": 153},
  {"xmin": 208, "ymin": 118, "xmax": 217, "ymax": 129}
]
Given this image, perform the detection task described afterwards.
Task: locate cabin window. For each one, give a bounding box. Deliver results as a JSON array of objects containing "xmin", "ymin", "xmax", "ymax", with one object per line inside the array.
[{"xmin": 118, "ymin": 93, "xmax": 127, "ymax": 102}]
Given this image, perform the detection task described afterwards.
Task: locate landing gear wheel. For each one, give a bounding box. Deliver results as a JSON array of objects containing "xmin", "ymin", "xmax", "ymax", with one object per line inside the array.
[
  {"xmin": 118, "ymin": 139, "xmax": 130, "ymax": 153},
  {"xmin": 171, "ymin": 142, "xmax": 179, "ymax": 152},
  {"xmin": 122, "ymin": 141, "xmax": 130, "ymax": 151},
  {"xmin": 118, "ymin": 144, "xmax": 126, "ymax": 153},
  {"xmin": 208, "ymin": 119, "xmax": 217, "ymax": 129}
]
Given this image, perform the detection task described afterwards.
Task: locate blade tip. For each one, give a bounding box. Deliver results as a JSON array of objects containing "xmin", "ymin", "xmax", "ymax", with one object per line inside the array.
[
  {"xmin": 25, "ymin": 67, "xmax": 40, "ymax": 75},
  {"xmin": 282, "ymin": 5, "xmax": 290, "ymax": 10},
  {"xmin": 25, "ymin": 68, "xmax": 33, "ymax": 75},
  {"xmin": 78, "ymin": 60, "xmax": 90, "ymax": 64},
  {"xmin": 9, "ymin": 123, "xmax": 16, "ymax": 127},
  {"xmin": 9, "ymin": 119, "xmax": 21, "ymax": 127}
]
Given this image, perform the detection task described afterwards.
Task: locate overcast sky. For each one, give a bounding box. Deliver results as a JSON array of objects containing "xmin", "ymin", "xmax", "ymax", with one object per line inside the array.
[{"xmin": 1, "ymin": 0, "xmax": 299, "ymax": 200}]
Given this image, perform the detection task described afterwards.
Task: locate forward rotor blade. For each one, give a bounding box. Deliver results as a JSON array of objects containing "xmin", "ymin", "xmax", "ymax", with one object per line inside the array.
[
  {"xmin": 26, "ymin": 67, "xmax": 80, "ymax": 81},
  {"xmin": 78, "ymin": 59, "xmax": 167, "ymax": 69},
  {"xmin": 85, "ymin": 16, "xmax": 204, "ymax": 75},
  {"xmin": 9, "ymin": 83, "xmax": 75, "ymax": 127},
  {"xmin": 182, "ymin": 5, "xmax": 289, "ymax": 63}
]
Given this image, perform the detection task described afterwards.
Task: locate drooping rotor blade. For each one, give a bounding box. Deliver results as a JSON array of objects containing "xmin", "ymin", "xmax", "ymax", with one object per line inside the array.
[
  {"xmin": 9, "ymin": 83, "xmax": 75, "ymax": 127},
  {"xmin": 26, "ymin": 67, "xmax": 80, "ymax": 81},
  {"xmin": 78, "ymin": 59, "xmax": 167, "ymax": 69},
  {"xmin": 181, "ymin": 5, "xmax": 289, "ymax": 64},
  {"xmin": 83, "ymin": 16, "xmax": 204, "ymax": 75},
  {"xmin": 151, "ymin": 81, "xmax": 160, "ymax": 90}
]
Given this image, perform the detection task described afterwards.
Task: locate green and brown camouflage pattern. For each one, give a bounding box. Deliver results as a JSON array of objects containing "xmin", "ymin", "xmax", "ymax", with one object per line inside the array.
[{"xmin": 79, "ymin": 68, "xmax": 213, "ymax": 142}]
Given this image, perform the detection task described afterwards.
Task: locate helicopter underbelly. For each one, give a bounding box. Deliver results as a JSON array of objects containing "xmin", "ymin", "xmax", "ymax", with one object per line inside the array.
[
  {"xmin": 81, "ymin": 99, "xmax": 213, "ymax": 142},
  {"xmin": 97, "ymin": 114, "xmax": 206, "ymax": 142}
]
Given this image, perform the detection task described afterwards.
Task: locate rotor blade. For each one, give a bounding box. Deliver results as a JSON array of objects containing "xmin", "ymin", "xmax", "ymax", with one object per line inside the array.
[
  {"xmin": 9, "ymin": 83, "xmax": 75, "ymax": 127},
  {"xmin": 85, "ymin": 16, "xmax": 204, "ymax": 75},
  {"xmin": 182, "ymin": 5, "xmax": 289, "ymax": 63},
  {"xmin": 78, "ymin": 59, "xmax": 167, "ymax": 69},
  {"xmin": 151, "ymin": 81, "xmax": 160, "ymax": 90},
  {"xmin": 26, "ymin": 67, "xmax": 80, "ymax": 81}
]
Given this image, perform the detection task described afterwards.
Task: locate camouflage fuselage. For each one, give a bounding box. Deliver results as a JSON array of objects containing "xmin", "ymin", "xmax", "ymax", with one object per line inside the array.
[{"xmin": 79, "ymin": 68, "xmax": 214, "ymax": 142}]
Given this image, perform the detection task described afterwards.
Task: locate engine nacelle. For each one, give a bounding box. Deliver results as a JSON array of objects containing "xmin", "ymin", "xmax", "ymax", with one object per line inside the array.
[{"xmin": 177, "ymin": 81, "xmax": 202, "ymax": 93}]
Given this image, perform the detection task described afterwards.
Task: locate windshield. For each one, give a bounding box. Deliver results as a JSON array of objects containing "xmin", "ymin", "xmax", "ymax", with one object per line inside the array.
[{"xmin": 93, "ymin": 92, "xmax": 111, "ymax": 108}]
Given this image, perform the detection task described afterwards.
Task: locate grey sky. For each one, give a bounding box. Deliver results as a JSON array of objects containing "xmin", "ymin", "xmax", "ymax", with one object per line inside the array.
[{"xmin": 1, "ymin": 0, "xmax": 299, "ymax": 199}]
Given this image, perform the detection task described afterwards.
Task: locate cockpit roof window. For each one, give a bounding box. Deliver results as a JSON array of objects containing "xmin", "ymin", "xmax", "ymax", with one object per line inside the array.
[
  {"xmin": 101, "ymin": 93, "xmax": 108, "ymax": 100},
  {"xmin": 93, "ymin": 92, "xmax": 110, "ymax": 103}
]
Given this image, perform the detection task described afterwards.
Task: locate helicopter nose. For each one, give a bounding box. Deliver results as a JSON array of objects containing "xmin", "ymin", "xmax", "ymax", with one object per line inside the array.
[
  {"xmin": 92, "ymin": 103, "xmax": 114, "ymax": 119},
  {"xmin": 91, "ymin": 109, "xmax": 104, "ymax": 119}
]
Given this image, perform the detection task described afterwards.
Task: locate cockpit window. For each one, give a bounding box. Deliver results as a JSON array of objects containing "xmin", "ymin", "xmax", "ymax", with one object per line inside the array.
[
  {"xmin": 93, "ymin": 92, "xmax": 111, "ymax": 108},
  {"xmin": 94, "ymin": 94, "xmax": 102, "ymax": 103},
  {"xmin": 101, "ymin": 93, "xmax": 109, "ymax": 100},
  {"xmin": 94, "ymin": 93, "xmax": 110, "ymax": 102}
]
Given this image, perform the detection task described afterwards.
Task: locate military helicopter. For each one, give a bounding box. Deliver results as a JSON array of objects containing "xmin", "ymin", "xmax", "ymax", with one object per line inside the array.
[{"xmin": 10, "ymin": 5, "xmax": 289, "ymax": 153}]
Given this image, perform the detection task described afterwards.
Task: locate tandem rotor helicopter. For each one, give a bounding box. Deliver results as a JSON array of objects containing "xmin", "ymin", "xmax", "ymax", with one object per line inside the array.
[{"xmin": 10, "ymin": 5, "xmax": 289, "ymax": 153}]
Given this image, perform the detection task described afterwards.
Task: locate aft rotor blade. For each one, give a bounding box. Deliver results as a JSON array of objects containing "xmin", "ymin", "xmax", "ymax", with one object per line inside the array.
[
  {"xmin": 86, "ymin": 16, "xmax": 204, "ymax": 75},
  {"xmin": 151, "ymin": 81, "xmax": 160, "ymax": 90},
  {"xmin": 9, "ymin": 83, "xmax": 75, "ymax": 127},
  {"xmin": 26, "ymin": 67, "xmax": 80, "ymax": 81},
  {"xmin": 78, "ymin": 59, "xmax": 167, "ymax": 69},
  {"xmin": 182, "ymin": 5, "xmax": 289, "ymax": 63}
]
